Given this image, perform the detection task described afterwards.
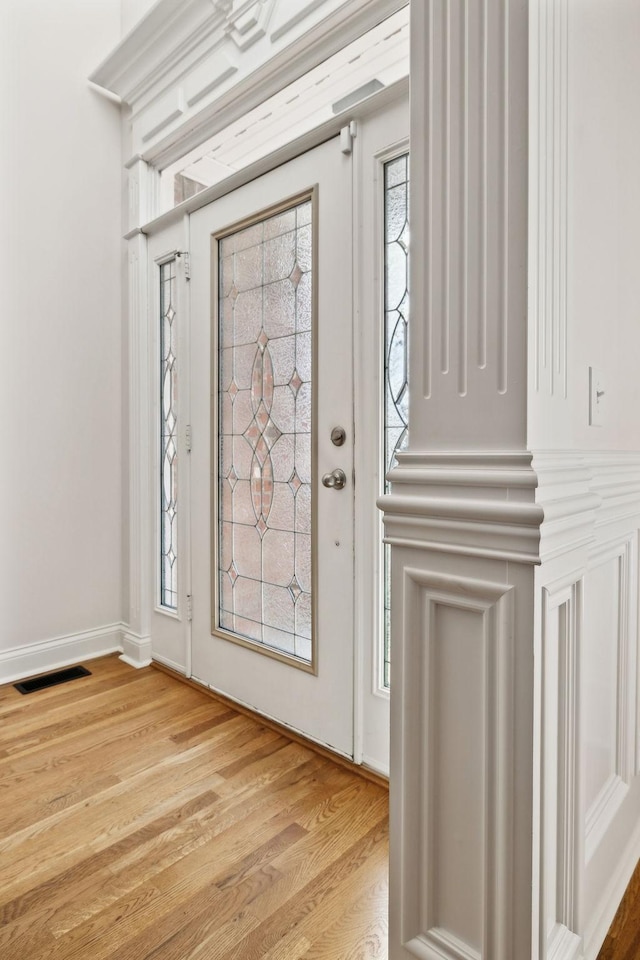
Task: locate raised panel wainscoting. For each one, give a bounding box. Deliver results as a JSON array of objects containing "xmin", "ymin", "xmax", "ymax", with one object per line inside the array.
[
  {"xmin": 382, "ymin": 454, "xmax": 540, "ymax": 960},
  {"xmin": 534, "ymin": 453, "xmax": 640, "ymax": 960}
]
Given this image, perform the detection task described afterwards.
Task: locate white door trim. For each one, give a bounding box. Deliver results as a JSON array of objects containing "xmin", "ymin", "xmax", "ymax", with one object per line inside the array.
[{"xmin": 353, "ymin": 93, "xmax": 409, "ymax": 776}]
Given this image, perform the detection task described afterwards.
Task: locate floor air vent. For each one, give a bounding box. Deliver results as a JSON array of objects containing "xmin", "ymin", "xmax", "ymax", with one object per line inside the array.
[{"xmin": 14, "ymin": 665, "xmax": 91, "ymax": 695}]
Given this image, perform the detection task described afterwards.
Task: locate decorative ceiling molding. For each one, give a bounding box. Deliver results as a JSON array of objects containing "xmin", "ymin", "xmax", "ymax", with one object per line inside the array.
[
  {"xmin": 225, "ymin": 0, "xmax": 277, "ymax": 50},
  {"xmin": 91, "ymin": 0, "xmax": 231, "ymax": 103},
  {"xmin": 89, "ymin": 0, "xmax": 408, "ymax": 159}
]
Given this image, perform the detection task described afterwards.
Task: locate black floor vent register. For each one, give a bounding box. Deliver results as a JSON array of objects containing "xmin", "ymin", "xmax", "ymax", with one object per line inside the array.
[{"xmin": 14, "ymin": 665, "xmax": 92, "ymax": 695}]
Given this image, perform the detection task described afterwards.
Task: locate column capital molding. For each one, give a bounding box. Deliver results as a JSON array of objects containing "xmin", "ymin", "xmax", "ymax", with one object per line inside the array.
[{"xmin": 379, "ymin": 450, "xmax": 542, "ymax": 565}]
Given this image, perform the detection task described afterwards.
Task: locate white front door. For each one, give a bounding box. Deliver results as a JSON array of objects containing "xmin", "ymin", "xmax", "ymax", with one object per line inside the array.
[{"xmin": 189, "ymin": 137, "xmax": 355, "ymax": 757}]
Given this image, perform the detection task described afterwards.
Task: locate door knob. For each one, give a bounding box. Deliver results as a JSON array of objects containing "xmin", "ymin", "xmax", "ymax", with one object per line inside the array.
[{"xmin": 321, "ymin": 468, "xmax": 347, "ymax": 490}]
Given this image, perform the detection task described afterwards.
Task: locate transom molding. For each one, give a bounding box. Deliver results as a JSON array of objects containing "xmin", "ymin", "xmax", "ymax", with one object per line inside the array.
[{"xmin": 90, "ymin": 0, "xmax": 408, "ymax": 161}]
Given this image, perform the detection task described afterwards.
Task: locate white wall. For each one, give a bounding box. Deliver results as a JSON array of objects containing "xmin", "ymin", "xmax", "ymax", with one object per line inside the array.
[
  {"xmin": 529, "ymin": 0, "xmax": 640, "ymax": 452},
  {"xmin": 566, "ymin": 0, "xmax": 640, "ymax": 451},
  {"xmin": 0, "ymin": 0, "xmax": 124, "ymax": 675},
  {"xmin": 531, "ymin": 3, "xmax": 640, "ymax": 957}
]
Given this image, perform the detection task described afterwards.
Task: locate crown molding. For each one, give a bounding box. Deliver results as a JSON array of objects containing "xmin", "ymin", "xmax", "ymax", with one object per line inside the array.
[
  {"xmin": 90, "ymin": 0, "xmax": 409, "ymax": 160},
  {"xmin": 91, "ymin": 0, "xmax": 231, "ymax": 103}
]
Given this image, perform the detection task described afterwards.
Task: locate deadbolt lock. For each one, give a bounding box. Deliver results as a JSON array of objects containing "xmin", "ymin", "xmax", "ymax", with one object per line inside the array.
[{"xmin": 331, "ymin": 426, "xmax": 346, "ymax": 447}]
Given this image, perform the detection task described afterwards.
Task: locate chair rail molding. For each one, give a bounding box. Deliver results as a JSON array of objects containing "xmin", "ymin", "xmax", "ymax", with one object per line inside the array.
[{"xmin": 379, "ymin": 450, "xmax": 542, "ymax": 564}]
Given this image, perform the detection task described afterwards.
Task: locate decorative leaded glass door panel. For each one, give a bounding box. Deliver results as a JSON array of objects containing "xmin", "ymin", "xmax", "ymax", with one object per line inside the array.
[{"xmin": 189, "ymin": 137, "xmax": 354, "ymax": 756}]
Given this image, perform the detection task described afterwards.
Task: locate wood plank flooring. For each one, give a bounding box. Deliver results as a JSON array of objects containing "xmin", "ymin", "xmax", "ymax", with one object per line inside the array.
[
  {"xmin": 3, "ymin": 653, "xmax": 637, "ymax": 959},
  {"xmin": 597, "ymin": 858, "xmax": 640, "ymax": 960},
  {"xmin": 0, "ymin": 655, "xmax": 389, "ymax": 959}
]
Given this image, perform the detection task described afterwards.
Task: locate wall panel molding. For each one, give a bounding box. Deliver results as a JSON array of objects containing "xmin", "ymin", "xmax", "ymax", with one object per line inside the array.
[
  {"xmin": 584, "ymin": 536, "xmax": 635, "ymax": 863},
  {"xmin": 393, "ymin": 567, "xmax": 516, "ymax": 960},
  {"xmin": 534, "ymin": 452, "xmax": 640, "ymax": 960},
  {"xmin": 539, "ymin": 574, "xmax": 584, "ymax": 959}
]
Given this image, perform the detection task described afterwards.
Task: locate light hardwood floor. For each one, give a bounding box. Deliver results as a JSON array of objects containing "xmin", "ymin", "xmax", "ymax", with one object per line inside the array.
[
  {"xmin": 597, "ymin": 858, "xmax": 640, "ymax": 960},
  {"xmin": 0, "ymin": 655, "xmax": 389, "ymax": 960}
]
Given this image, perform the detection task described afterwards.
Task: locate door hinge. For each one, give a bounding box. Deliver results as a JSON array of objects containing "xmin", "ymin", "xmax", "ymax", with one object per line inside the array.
[
  {"xmin": 186, "ymin": 594, "xmax": 193, "ymax": 621},
  {"xmin": 185, "ymin": 424, "xmax": 192, "ymax": 453},
  {"xmin": 340, "ymin": 120, "xmax": 358, "ymax": 155},
  {"xmin": 177, "ymin": 251, "xmax": 191, "ymax": 280}
]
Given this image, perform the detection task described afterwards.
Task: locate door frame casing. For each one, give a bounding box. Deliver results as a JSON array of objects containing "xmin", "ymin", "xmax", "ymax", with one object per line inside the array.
[
  {"xmin": 145, "ymin": 215, "xmax": 193, "ymax": 676},
  {"xmin": 353, "ymin": 92, "xmax": 409, "ymax": 775}
]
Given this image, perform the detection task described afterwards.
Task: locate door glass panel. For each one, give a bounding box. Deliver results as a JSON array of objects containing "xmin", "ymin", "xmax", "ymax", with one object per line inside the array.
[
  {"xmin": 160, "ymin": 259, "xmax": 178, "ymax": 610},
  {"xmin": 383, "ymin": 153, "xmax": 409, "ymax": 687},
  {"xmin": 217, "ymin": 198, "xmax": 313, "ymax": 663}
]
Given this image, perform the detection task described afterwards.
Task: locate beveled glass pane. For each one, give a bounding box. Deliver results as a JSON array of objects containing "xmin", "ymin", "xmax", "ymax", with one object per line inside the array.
[
  {"xmin": 217, "ymin": 198, "xmax": 314, "ymax": 662},
  {"xmin": 160, "ymin": 259, "xmax": 178, "ymax": 610},
  {"xmin": 264, "ymin": 231, "xmax": 296, "ymax": 284},
  {"xmin": 295, "ymin": 273, "xmax": 312, "ymax": 333},
  {"xmin": 383, "ymin": 153, "xmax": 410, "ymax": 689}
]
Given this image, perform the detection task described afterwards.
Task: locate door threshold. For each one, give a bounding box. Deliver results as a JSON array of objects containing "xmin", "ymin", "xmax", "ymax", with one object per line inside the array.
[{"xmin": 152, "ymin": 660, "xmax": 388, "ymax": 790}]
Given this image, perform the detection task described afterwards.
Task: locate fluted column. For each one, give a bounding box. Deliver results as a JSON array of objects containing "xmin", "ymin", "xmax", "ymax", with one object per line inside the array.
[{"xmin": 385, "ymin": 3, "xmax": 536, "ymax": 959}]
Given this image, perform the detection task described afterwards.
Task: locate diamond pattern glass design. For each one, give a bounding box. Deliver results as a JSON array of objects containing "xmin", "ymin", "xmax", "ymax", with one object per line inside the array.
[
  {"xmin": 160, "ymin": 260, "xmax": 178, "ymax": 610},
  {"xmin": 218, "ymin": 200, "xmax": 313, "ymax": 662},
  {"xmin": 383, "ymin": 154, "xmax": 410, "ymax": 688}
]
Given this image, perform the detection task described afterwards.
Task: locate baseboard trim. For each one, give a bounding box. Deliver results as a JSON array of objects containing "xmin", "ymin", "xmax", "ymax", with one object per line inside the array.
[
  {"xmin": 584, "ymin": 816, "xmax": 640, "ymax": 960},
  {"xmin": 119, "ymin": 631, "xmax": 152, "ymax": 669},
  {"xmin": 0, "ymin": 623, "xmax": 124, "ymax": 685},
  {"xmin": 150, "ymin": 651, "xmax": 187, "ymax": 675}
]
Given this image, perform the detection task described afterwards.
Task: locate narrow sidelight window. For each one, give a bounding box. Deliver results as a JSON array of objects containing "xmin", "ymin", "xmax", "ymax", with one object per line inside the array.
[
  {"xmin": 160, "ymin": 259, "xmax": 178, "ymax": 610},
  {"xmin": 383, "ymin": 153, "xmax": 409, "ymax": 687}
]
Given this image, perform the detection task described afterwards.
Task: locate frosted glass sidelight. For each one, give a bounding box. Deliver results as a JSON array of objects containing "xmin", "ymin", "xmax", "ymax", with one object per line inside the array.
[
  {"xmin": 160, "ymin": 260, "xmax": 178, "ymax": 610},
  {"xmin": 217, "ymin": 199, "xmax": 313, "ymax": 662},
  {"xmin": 383, "ymin": 154, "xmax": 410, "ymax": 688}
]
